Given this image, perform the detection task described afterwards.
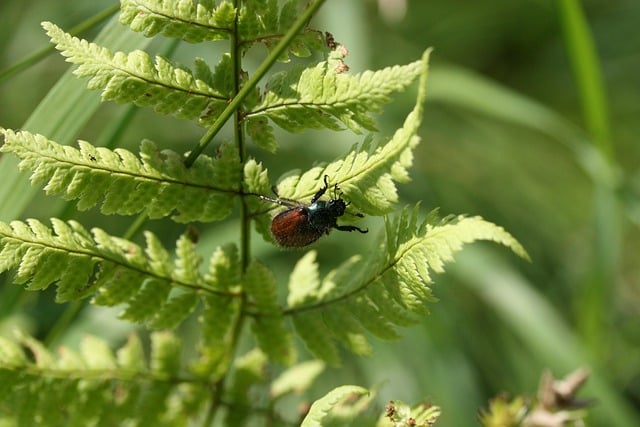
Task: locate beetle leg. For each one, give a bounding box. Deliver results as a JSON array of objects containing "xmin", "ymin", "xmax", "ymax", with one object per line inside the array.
[{"xmin": 334, "ymin": 224, "xmax": 368, "ymax": 234}]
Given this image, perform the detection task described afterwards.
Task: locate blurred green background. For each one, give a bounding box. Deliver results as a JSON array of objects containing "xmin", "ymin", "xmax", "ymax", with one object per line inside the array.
[{"xmin": 1, "ymin": 0, "xmax": 639, "ymax": 426}]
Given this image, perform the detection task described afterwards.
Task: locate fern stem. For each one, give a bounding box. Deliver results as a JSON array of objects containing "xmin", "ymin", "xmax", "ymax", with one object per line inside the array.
[
  {"xmin": 183, "ymin": 0, "xmax": 327, "ymax": 167},
  {"xmin": 203, "ymin": 4, "xmax": 252, "ymax": 425},
  {"xmin": 0, "ymin": 4, "xmax": 119, "ymax": 83},
  {"xmin": 123, "ymin": 213, "xmax": 149, "ymax": 240},
  {"xmin": 228, "ymin": 0, "xmax": 251, "ymax": 273},
  {"xmin": 43, "ymin": 300, "xmax": 85, "ymax": 347}
]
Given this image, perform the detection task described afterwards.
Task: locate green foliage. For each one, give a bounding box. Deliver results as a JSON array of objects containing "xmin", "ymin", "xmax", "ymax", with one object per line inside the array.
[
  {"xmin": 0, "ymin": 0, "xmax": 533, "ymax": 425},
  {"xmin": 247, "ymin": 56, "xmax": 423, "ymax": 138},
  {"xmin": 0, "ymin": 331, "xmax": 208, "ymax": 427},
  {"xmin": 44, "ymin": 21, "xmax": 232, "ymax": 127},
  {"xmin": 119, "ymin": 0, "xmax": 323, "ymax": 59},
  {"xmin": 1, "ymin": 129, "xmax": 241, "ymax": 222},
  {"xmin": 284, "ymin": 211, "xmax": 528, "ymax": 364}
]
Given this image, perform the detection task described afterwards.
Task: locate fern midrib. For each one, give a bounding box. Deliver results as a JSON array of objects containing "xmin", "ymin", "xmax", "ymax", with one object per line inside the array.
[
  {"xmin": 22, "ymin": 149, "xmax": 239, "ymax": 195},
  {"xmin": 0, "ymin": 232, "xmax": 238, "ymax": 298},
  {"xmin": 247, "ymin": 99, "xmax": 376, "ymax": 117},
  {"xmin": 105, "ymin": 58, "xmax": 229, "ymax": 101}
]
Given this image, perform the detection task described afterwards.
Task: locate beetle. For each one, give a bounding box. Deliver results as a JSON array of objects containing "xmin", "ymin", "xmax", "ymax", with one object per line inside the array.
[{"xmin": 256, "ymin": 175, "xmax": 368, "ymax": 247}]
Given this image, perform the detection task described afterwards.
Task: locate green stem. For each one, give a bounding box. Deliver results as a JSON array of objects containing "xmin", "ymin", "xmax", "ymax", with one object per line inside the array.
[
  {"xmin": 0, "ymin": 4, "xmax": 120, "ymax": 83},
  {"xmin": 557, "ymin": 0, "xmax": 618, "ymax": 362},
  {"xmin": 203, "ymin": 3, "xmax": 247, "ymax": 425},
  {"xmin": 201, "ymin": 3, "xmax": 326, "ymax": 425},
  {"xmin": 43, "ymin": 301, "xmax": 84, "ymax": 347},
  {"xmin": 557, "ymin": 0, "xmax": 613, "ymax": 162},
  {"xmin": 184, "ymin": 0, "xmax": 327, "ymax": 167}
]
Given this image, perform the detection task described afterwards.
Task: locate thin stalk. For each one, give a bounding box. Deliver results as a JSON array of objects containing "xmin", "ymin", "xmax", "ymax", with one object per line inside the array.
[
  {"xmin": 43, "ymin": 301, "xmax": 84, "ymax": 347},
  {"xmin": 557, "ymin": 0, "xmax": 613, "ymax": 162},
  {"xmin": 203, "ymin": 3, "xmax": 246, "ymax": 424},
  {"xmin": 557, "ymin": 0, "xmax": 618, "ymax": 362}
]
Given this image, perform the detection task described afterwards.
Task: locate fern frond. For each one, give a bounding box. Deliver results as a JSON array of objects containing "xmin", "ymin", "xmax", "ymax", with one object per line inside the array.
[
  {"xmin": 247, "ymin": 53, "xmax": 424, "ymax": 137},
  {"xmin": 43, "ymin": 21, "xmax": 233, "ymax": 125},
  {"xmin": 0, "ymin": 218, "xmax": 245, "ymax": 332},
  {"xmin": 0, "ymin": 129, "xmax": 241, "ymax": 222},
  {"xmin": 262, "ymin": 49, "xmax": 432, "ymax": 219},
  {"xmin": 119, "ymin": 0, "xmax": 236, "ymax": 43},
  {"xmin": 279, "ymin": 208, "xmax": 528, "ymax": 363},
  {"xmin": 0, "ymin": 331, "xmax": 207, "ymax": 426}
]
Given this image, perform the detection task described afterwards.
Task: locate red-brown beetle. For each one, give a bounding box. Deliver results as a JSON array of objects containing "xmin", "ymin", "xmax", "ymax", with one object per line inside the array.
[{"xmin": 257, "ymin": 175, "xmax": 368, "ymax": 247}]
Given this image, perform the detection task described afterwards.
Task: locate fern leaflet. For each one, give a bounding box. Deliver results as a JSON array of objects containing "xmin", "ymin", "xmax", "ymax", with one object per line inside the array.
[
  {"xmin": 280, "ymin": 209, "xmax": 529, "ymax": 363},
  {"xmin": 119, "ymin": 0, "xmax": 236, "ymax": 43},
  {"xmin": 43, "ymin": 21, "xmax": 233, "ymax": 126},
  {"xmin": 0, "ymin": 129, "xmax": 241, "ymax": 222},
  {"xmin": 120, "ymin": 0, "xmax": 324, "ymax": 60},
  {"xmin": 246, "ymin": 53, "xmax": 424, "ymax": 139}
]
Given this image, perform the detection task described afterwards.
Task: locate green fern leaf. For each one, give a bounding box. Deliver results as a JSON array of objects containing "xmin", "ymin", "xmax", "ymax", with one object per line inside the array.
[
  {"xmin": 282, "ymin": 208, "xmax": 528, "ymax": 360},
  {"xmin": 1, "ymin": 129, "xmax": 242, "ymax": 222},
  {"xmin": 300, "ymin": 385, "xmax": 370, "ymax": 427},
  {"xmin": 0, "ymin": 219, "xmax": 242, "ymax": 341},
  {"xmin": 119, "ymin": 0, "xmax": 236, "ymax": 43},
  {"xmin": 244, "ymin": 261, "xmax": 295, "ymax": 365},
  {"xmin": 192, "ymin": 294, "xmax": 238, "ymax": 380},
  {"xmin": 248, "ymin": 52, "xmax": 424, "ymax": 136},
  {"xmin": 42, "ymin": 21, "xmax": 232, "ymax": 125},
  {"xmin": 262, "ymin": 49, "xmax": 432, "ymax": 217},
  {"xmin": 243, "ymin": 159, "xmax": 274, "ymax": 241}
]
